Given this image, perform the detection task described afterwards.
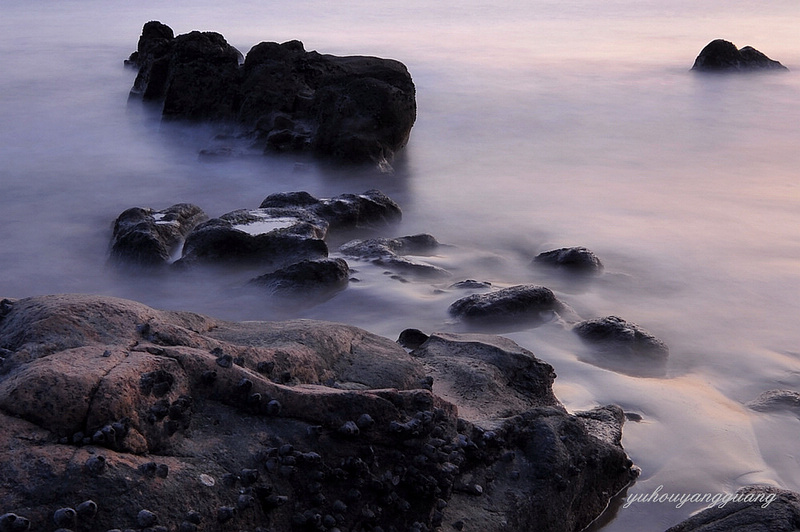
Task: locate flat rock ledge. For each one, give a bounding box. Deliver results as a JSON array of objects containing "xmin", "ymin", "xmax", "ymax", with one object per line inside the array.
[{"xmin": 0, "ymin": 294, "xmax": 637, "ymax": 532}]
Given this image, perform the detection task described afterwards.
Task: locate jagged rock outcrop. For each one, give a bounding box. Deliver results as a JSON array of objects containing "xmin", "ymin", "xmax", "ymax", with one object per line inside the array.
[
  {"xmin": 126, "ymin": 21, "xmax": 417, "ymax": 163},
  {"xmin": 691, "ymin": 39, "xmax": 788, "ymax": 72},
  {"xmin": 0, "ymin": 294, "xmax": 638, "ymax": 532}
]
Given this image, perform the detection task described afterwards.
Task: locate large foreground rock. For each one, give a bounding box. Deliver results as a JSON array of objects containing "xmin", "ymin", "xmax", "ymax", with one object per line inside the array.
[
  {"xmin": 127, "ymin": 21, "xmax": 416, "ymax": 163},
  {"xmin": 691, "ymin": 39, "xmax": 788, "ymax": 72},
  {"xmin": 0, "ymin": 294, "xmax": 637, "ymax": 532}
]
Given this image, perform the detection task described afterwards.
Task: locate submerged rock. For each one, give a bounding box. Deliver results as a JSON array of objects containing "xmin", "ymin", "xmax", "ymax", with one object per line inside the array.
[
  {"xmin": 109, "ymin": 203, "xmax": 208, "ymax": 267},
  {"xmin": 339, "ymin": 233, "xmax": 448, "ymax": 278},
  {"xmin": 532, "ymin": 246, "xmax": 603, "ymax": 274},
  {"xmin": 691, "ymin": 39, "xmax": 788, "ymax": 72},
  {"xmin": 664, "ymin": 486, "xmax": 800, "ymax": 532},
  {"xmin": 127, "ymin": 22, "xmax": 417, "ymax": 163},
  {"xmin": 448, "ymin": 285, "xmax": 576, "ymax": 327},
  {"xmin": 0, "ymin": 294, "xmax": 637, "ymax": 532}
]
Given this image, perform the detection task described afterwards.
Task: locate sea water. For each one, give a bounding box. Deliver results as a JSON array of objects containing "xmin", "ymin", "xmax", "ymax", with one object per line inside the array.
[{"xmin": 2, "ymin": 1, "xmax": 800, "ymax": 530}]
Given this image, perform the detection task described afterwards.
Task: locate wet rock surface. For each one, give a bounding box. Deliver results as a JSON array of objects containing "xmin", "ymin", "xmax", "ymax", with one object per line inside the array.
[
  {"xmin": 664, "ymin": 486, "xmax": 800, "ymax": 532},
  {"xmin": 691, "ymin": 39, "xmax": 788, "ymax": 72},
  {"xmin": 747, "ymin": 389, "xmax": 800, "ymax": 417},
  {"xmin": 0, "ymin": 294, "xmax": 637, "ymax": 532},
  {"xmin": 127, "ymin": 21, "xmax": 416, "ymax": 163},
  {"xmin": 573, "ymin": 315, "xmax": 668, "ymax": 359}
]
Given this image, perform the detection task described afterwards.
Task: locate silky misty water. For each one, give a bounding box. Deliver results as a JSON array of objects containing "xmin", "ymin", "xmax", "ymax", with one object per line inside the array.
[{"xmin": 2, "ymin": 1, "xmax": 800, "ymax": 530}]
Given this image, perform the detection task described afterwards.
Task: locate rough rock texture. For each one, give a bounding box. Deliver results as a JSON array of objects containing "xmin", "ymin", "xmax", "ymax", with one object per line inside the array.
[
  {"xmin": 109, "ymin": 203, "xmax": 208, "ymax": 266},
  {"xmin": 448, "ymin": 285, "xmax": 577, "ymax": 327},
  {"xmin": 339, "ymin": 234, "xmax": 449, "ymax": 278},
  {"xmin": 665, "ymin": 486, "xmax": 800, "ymax": 532},
  {"xmin": 249, "ymin": 258, "xmax": 350, "ymax": 296},
  {"xmin": 533, "ymin": 246, "xmax": 603, "ymax": 274},
  {"xmin": 691, "ymin": 39, "xmax": 788, "ymax": 72},
  {"xmin": 0, "ymin": 294, "xmax": 638, "ymax": 532},
  {"xmin": 127, "ymin": 21, "xmax": 417, "ymax": 163}
]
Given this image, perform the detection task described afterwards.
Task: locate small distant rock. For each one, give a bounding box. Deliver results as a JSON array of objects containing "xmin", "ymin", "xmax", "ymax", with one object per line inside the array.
[
  {"xmin": 532, "ymin": 247, "xmax": 603, "ymax": 274},
  {"xmin": 449, "ymin": 280, "xmax": 492, "ymax": 290},
  {"xmin": 692, "ymin": 39, "xmax": 788, "ymax": 72},
  {"xmin": 573, "ymin": 315, "xmax": 668, "ymax": 360}
]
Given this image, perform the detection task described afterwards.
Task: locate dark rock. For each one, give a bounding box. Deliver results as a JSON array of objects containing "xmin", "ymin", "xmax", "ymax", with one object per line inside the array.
[
  {"xmin": 664, "ymin": 485, "xmax": 799, "ymax": 532},
  {"xmin": 176, "ymin": 207, "xmax": 328, "ymax": 268},
  {"xmin": 448, "ymin": 285, "xmax": 576, "ymax": 327},
  {"xmin": 573, "ymin": 315, "xmax": 668, "ymax": 359},
  {"xmin": 397, "ymin": 328, "xmax": 429, "ymax": 350},
  {"xmin": 532, "ymin": 246, "xmax": 603, "ymax": 274},
  {"xmin": 259, "ymin": 189, "xmax": 402, "ymax": 232},
  {"xmin": 127, "ymin": 22, "xmax": 416, "ymax": 163},
  {"xmin": 76, "ymin": 500, "xmax": 98, "ymax": 520},
  {"xmin": 248, "ymin": 258, "xmax": 350, "ymax": 296},
  {"xmin": 137, "ymin": 510, "xmax": 158, "ymax": 528},
  {"xmin": 691, "ymin": 39, "xmax": 788, "ymax": 72},
  {"xmin": 109, "ymin": 204, "xmax": 208, "ymax": 267}
]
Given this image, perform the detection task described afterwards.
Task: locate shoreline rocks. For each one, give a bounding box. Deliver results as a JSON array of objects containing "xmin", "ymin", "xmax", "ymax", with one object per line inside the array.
[
  {"xmin": 0, "ymin": 293, "xmax": 638, "ymax": 532},
  {"xmin": 126, "ymin": 21, "xmax": 417, "ymax": 164},
  {"xmin": 448, "ymin": 284, "xmax": 578, "ymax": 328}
]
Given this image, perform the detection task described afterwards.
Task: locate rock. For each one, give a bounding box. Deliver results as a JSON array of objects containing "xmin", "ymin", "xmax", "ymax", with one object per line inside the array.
[
  {"xmin": 175, "ymin": 207, "xmax": 328, "ymax": 268},
  {"xmin": 248, "ymin": 258, "xmax": 350, "ymax": 296},
  {"xmin": 259, "ymin": 189, "xmax": 402, "ymax": 232},
  {"xmin": 691, "ymin": 39, "xmax": 788, "ymax": 72},
  {"xmin": 339, "ymin": 233, "xmax": 449, "ymax": 278},
  {"xmin": 532, "ymin": 246, "xmax": 603, "ymax": 274},
  {"xmin": 109, "ymin": 204, "xmax": 208, "ymax": 267},
  {"xmin": 397, "ymin": 329, "xmax": 429, "ymax": 350},
  {"xmin": 127, "ymin": 22, "xmax": 416, "ymax": 163},
  {"xmin": 573, "ymin": 315, "xmax": 668, "ymax": 359},
  {"xmin": 448, "ymin": 285, "xmax": 576, "ymax": 327},
  {"xmin": 747, "ymin": 389, "xmax": 800, "ymax": 416},
  {"xmin": 449, "ymin": 280, "xmax": 492, "ymax": 290},
  {"xmin": 664, "ymin": 485, "xmax": 799, "ymax": 532},
  {"xmin": 410, "ymin": 332, "xmax": 558, "ymax": 423},
  {"xmin": 0, "ymin": 294, "xmax": 636, "ymax": 532}
]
